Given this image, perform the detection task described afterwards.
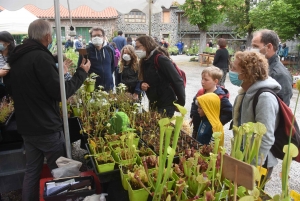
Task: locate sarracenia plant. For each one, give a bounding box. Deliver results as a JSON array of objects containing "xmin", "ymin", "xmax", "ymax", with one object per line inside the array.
[{"xmin": 150, "ymin": 103, "xmax": 186, "ymax": 201}]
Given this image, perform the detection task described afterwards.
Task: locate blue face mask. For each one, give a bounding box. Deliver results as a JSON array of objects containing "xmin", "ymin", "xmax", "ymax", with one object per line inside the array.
[
  {"xmin": 229, "ymin": 71, "xmax": 243, "ymax": 86},
  {"xmin": 0, "ymin": 43, "xmax": 6, "ymax": 51}
]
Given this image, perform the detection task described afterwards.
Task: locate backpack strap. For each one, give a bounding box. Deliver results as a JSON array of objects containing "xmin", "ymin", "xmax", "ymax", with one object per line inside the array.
[
  {"xmin": 252, "ymin": 88, "xmax": 277, "ymax": 116},
  {"xmin": 154, "ymin": 53, "xmax": 162, "ymax": 71}
]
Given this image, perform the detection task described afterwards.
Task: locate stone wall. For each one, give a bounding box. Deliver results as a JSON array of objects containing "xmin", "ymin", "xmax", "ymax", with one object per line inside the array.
[{"xmin": 47, "ymin": 18, "xmax": 117, "ymax": 40}]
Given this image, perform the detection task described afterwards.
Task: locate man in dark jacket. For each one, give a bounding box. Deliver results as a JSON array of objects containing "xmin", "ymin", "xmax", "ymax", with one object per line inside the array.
[
  {"xmin": 8, "ymin": 19, "xmax": 90, "ymax": 201},
  {"xmin": 77, "ymin": 27, "xmax": 115, "ymax": 91},
  {"xmin": 64, "ymin": 36, "xmax": 74, "ymax": 50},
  {"xmin": 252, "ymin": 29, "xmax": 293, "ymax": 106}
]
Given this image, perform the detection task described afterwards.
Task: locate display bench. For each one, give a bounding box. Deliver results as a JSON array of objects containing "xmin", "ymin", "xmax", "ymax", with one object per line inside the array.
[{"xmin": 199, "ymin": 53, "xmax": 215, "ymax": 66}]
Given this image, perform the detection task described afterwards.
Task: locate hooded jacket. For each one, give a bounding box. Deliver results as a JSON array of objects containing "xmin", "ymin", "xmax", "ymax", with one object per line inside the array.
[
  {"xmin": 190, "ymin": 86, "xmax": 232, "ymax": 133},
  {"xmin": 140, "ymin": 50, "xmax": 185, "ymax": 108},
  {"xmin": 197, "ymin": 93, "xmax": 224, "ymax": 147},
  {"xmin": 232, "ymin": 77, "xmax": 281, "ymax": 167},
  {"xmin": 77, "ymin": 43, "xmax": 114, "ymax": 91},
  {"xmin": 8, "ymin": 39, "xmax": 87, "ymax": 135}
]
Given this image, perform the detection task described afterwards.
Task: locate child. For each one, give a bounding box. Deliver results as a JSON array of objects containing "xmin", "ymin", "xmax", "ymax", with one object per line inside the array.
[
  {"xmin": 190, "ymin": 66, "xmax": 232, "ymax": 139},
  {"xmin": 196, "ymin": 93, "xmax": 224, "ymax": 146},
  {"xmin": 119, "ymin": 45, "xmax": 141, "ymax": 100}
]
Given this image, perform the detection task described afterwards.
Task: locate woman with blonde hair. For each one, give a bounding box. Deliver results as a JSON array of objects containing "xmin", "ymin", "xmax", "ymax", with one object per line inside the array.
[
  {"xmin": 119, "ymin": 45, "xmax": 141, "ymax": 99},
  {"xmin": 230, "ymin": 51, "xmax": 280, "ymax": 180}
]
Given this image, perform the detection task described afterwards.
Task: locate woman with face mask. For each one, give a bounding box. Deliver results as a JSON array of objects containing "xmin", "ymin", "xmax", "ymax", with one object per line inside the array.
[
  {"xmin": 0, "ymin": 31, "xmax": 15, "ymax": 98},
  {"xmin": 230, "ymin": 51, "xmax": 280, "ymax": 181},
  {"xmin": 119, "ymin": 45, "xmax": 141, "ymax": 100},
  {"xmin": 135, "ymin": 36, "xmax": 185, "ymax": 117}
]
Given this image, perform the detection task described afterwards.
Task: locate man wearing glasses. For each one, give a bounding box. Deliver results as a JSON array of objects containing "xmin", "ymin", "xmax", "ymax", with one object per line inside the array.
[{"xmin": 77, "ymin": 27, "xmax": 114, "ymax": 91}]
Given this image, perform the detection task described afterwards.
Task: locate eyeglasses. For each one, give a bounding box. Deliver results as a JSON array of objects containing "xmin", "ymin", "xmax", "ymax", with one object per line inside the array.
[{"xmin": 92, "ymin": 34, "xmax": 103, "ymax": 37}]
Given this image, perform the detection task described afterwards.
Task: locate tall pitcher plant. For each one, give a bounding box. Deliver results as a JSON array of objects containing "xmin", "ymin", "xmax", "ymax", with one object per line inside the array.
[
  {"xmin": 273, "ymin": 80, "xmax": 300, "ymax": 201},
  {"xmin": 150, "ymin": 103, "xmax": 187, "ymax": 201}
]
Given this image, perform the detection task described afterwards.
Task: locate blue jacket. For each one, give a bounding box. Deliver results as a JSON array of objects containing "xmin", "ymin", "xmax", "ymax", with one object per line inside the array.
[
  {"xmin": 77, "ymin": 43, "xmax": 114, "ymax": 91},
  {"xmin": 190, "ymin": 86, "xmax": 232, "ymax": 133},
  {"xmin": 176, "ymin": 42, "xmax": 184, "ymax": 50},
  {"xmin": 112, "ymin": 36, "xmax": 127, "ymax": 51}
]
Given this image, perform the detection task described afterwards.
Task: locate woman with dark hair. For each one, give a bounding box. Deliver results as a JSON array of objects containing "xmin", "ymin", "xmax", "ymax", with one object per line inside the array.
[
  {"xmin": 135, "ymin": 35, "xmax": 185, "ymax": 117},
  {"xmin": 0, "ymin": 31, "xmax": 15, "ymax": 98},
  {"xmin": 213, "ymin": 38, "xmax": 229, "ymax": 87}
]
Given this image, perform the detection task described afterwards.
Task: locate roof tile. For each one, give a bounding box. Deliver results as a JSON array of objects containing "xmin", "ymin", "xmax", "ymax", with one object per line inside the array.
[{"xmin": 24, "ymin": 5, "xmax": 118, "ymax": 19}]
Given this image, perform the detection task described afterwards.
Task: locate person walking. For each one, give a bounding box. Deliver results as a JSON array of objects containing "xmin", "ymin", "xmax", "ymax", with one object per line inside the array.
[
  {"xmin": 113, "ymin": 30, "xmax": 127, "ymax": 51},
  {"xmin": 8, "ymin": 19, "xmax": 90, "ymax": 201},
  {"xmin": 251, "ymin": 29, "xmax": 293, "ymax": 106},
  {"xmin": 213, "ymin": 38, "xmax": 229, "ymax": 87}
]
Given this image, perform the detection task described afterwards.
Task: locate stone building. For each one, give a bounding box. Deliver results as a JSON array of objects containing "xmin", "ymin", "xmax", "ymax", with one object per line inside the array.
[{"xmin": 0, "ymin": 4, "xmax": 242, "ymax": 49}]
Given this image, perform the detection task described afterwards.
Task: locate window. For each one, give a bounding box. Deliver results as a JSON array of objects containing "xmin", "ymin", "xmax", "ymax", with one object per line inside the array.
[
  {"xmin": 162, "ymin": 11, "xmax": 170, "ymax": 23},
  {"xmin": 75, "ymin": 27, "xmax": 92, "ymax": 44},
  {"xmin": 52, "ymin": 27, "xmax": 66, "ymax": 41},
  {"xmin": 125, "ymin": 10, "xmax": 146, "ymax": 23}
]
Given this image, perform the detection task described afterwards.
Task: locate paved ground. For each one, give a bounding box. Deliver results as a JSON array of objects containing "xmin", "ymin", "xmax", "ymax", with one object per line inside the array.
[{"xmin": 171, "ymin": 54, "xmax": 300, "ymax": 197}]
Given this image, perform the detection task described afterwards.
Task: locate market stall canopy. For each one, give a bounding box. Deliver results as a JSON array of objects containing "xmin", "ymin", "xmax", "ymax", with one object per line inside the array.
[
  {"xmin": 0, "ymin": 0, "xmax": 186, "ymax": 13},
  {"xmin": 0, "ymin": 8, "xmax": 38, "ymax": 34}
]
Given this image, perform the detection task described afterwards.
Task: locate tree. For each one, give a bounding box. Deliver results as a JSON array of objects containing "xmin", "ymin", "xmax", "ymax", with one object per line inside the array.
[
  {"xmin": 224, "ymin": 0, "xmax": 257, "ymax": 47},
  {"xmin": 250, "ymin": 0, "xmax": 300, "ymax": 41},
  {"xmin": 180, "ymin": 0, "xmax": 228, "ymax": 53}
]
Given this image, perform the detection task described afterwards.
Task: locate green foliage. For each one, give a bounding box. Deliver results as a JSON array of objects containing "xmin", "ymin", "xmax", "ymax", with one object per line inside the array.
[
  {"xmin": 203, "ymin": 47, "xmax": 216, "ymax": 54},
  {"xmin": 168, "ymin": 46, "xmax": 179, "ymax": 54},
  {"xmin": 250, "ymin": 0, "xmax": 300, "ymax": 41},
  {"xmin": 180, "ymin": 0, "xmax": 227, "ymax": 31},
  {"xmin": 186, "ymin": 42, "xmax": 199, "ymax": 55},
  {"xmin": 224, "ymin": 0, "xmax": 255, "ymax": 37},
  {"xmin": 65, "ymin": 48, "xmax": 79, "ymax": 75}
]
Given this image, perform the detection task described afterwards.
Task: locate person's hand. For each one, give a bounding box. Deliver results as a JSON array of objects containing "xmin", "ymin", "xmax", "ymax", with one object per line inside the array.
[
  {"xmin": 0, "ymin": 69, "xmax": 9, "ymax": 77},
  {"xmin": 80, "ymin": 58, "xmax": 91, "ymax": 73},
  {"xmin": 189, "ymin": 119, "xmax": 193, "ymax": 126},
  {"xmin": 132, "ymin": 93, "xmax": 139, "ymax": 100},
  {"xmin": 141, "ymin": 82, "xmax": 150, "ymax": 91},
  {"xmin": 63, "ymin": 58, "xmax": 73, "ymax": 74}
]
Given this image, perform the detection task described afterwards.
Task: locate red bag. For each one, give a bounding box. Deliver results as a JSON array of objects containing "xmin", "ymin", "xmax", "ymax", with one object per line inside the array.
[{"xmin": 253, "ymin": 88, "xmax": 300, "ymax": 162}]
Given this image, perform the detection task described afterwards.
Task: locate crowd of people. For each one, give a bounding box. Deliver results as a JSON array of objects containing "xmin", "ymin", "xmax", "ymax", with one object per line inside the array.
[{"xmin": 0, "ymin": 17, "xmax": 294, "ymax": 200}]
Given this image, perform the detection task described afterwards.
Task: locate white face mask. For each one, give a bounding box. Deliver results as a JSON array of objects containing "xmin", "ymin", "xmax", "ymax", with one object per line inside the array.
[
  {"xmin": 92, "ymin": 37, "xmax": 103, "ymax": 46},
  {"xmin": 122, "ymin": 54, "xmax": 131, "ymax": 61},
  {"xmin": 135, "ymin": 50, "xmax": 146, "ymax": 59}
]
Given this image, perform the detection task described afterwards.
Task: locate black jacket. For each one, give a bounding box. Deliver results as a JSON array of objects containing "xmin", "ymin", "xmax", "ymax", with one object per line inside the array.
[
  {"xmin": 190, "ymin": 86, "xmax": 232, "ymax": 132},
  {"xmin": 213, "ymin": 48, "xmax": 229, "ymax": 69},
  {"xmin": 8, "ymin": 39, "xmax": 88, "ymax": 135},
  {"xmin": 141, "ymin": 51, "xmax": 185, "ymax": 108}
]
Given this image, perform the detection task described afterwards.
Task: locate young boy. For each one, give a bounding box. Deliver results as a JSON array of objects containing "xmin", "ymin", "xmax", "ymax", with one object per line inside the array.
[
  {"xmin": 190, "ymin": 66, "xmax": 232, "ymax": 139},
  {"xmin": 196, "ymin": 93, "xmax": 224, "ymax": 146}
]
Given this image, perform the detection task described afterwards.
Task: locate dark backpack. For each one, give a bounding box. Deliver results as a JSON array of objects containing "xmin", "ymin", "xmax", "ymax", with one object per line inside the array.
[
  {"xmin": 253, "ymin": 88, "xmax": 300, "ymax": 162},
  {"xmin": 154, "ymin": 54, "xmax": 186, "ymax": 87}
]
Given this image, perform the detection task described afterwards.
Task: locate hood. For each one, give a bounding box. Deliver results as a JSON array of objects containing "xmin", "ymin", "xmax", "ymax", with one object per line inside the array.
[
  {"xmin": 215, "ymin": 86, "xmax": 229, "ymax": 98},
  {"xmin": 246, "ymin": 76, "xmax": 281, "ymax": 96},
  {"xmin": 8, "ymin": 39, "xmax": 55, "ymax": 65}
]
